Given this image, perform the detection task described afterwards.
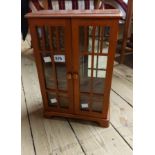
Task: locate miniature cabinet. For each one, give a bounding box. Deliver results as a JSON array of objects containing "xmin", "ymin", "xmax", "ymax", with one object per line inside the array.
[{"xmin": 26, "ymin": 10, "xmax": 121, "ymax": 127}]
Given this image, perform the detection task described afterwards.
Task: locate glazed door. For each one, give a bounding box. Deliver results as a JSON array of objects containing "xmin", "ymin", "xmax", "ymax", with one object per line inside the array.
[
  {"xmin": 29, "ymin": 19, "xmax": 73, "ymax": 113},
  {"xmin": 72, "ymin": 18, "xmax": 119, "ymax": 118}
]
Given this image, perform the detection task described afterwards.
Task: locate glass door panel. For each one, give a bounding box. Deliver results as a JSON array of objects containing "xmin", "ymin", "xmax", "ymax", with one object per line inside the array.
[
  {"xmin": 80, "ymin": 94, "xmax": 89, "ymax": 111},
  {"xmin": 47, "ymin": 92, "xmax": 58, "ymax": 107},
  {"xmin": 35, "ymin": 21, "xmax": 73, "ymax": 112},
  {"xmin": 91, "ymin": 95, "xmax": 103, "ymax": 113},
  {"xmin": 41, "ymin": 52, "xmax": 55, "ymax": 89},
  {"xmin": 78, "ymin": 25, "xmax": 110, "ymax": 116},
  {"xmin": 47, "ymin": 92, "xmax": 70, "ymax": 109},
  {"xmin": 80, "ymin": 55, "xmax": 91, "ymax": 92}
]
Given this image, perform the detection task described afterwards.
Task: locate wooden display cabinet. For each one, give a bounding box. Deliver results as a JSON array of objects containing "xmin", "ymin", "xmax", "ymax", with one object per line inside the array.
[{"xmin": 26, "ymin": 10, "xmax": 121, "ymax": 127}]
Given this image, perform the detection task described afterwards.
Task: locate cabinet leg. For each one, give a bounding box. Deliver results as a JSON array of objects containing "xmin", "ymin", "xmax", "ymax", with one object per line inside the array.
[{"xmin": 97, "ymin": 119, "xmax": 109, "ymax": 128}]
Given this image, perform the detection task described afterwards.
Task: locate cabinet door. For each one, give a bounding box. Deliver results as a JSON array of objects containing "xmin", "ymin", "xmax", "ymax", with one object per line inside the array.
[
  {"xmin": 29, "ymin": 19, "xmax": 73, "ymax": 113},
  {"xmin": 72, "ymin": 18, "xmax": 119, "ymax": 118}
]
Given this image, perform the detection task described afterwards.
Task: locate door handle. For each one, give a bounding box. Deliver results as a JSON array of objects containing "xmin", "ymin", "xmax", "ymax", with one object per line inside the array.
[
  {"xmin": 73, "ymin": 73, "xmax": 79, "ymax": 80},
  {"xmin": 67, "ymin": 73, "xmax": 72, "ymax": 80}
]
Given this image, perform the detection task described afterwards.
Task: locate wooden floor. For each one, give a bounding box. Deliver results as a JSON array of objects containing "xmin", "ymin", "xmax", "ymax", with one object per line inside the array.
[{"xmin": 21, "ymin": 47, "xmax": 133, "ymax": 155}]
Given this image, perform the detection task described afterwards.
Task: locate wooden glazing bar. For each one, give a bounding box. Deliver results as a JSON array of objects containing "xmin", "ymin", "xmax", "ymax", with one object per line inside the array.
[
  {"xmin": 81, "ymin": 91, "xmax": 104, "ymax": 96},
  {"xmin": 96, "ymin": 27, "xmax": 101, "ymax": 77},
  {"xmin": 96, "ymin": 56, "xmax": 99, "ymax": 77},
  {"xmin": 88, "ymin": 68, "xmax": 106, "ymax": 71},
  {"xmin": 48, "ymin": 26, "xmax": 60, "ymax": 109},
  {"xmin": 89, "ymin": 26, "xmax": 96, "ymax": 112},
  {"xmin": 80, "ymin": 52, "xmax": 108, "ymax": 56},
  {"xmin": 100, "ymin": 26, "xmax": 104, "ymax": 53},
  {"xmin": 46, "ymin": 88, "xmax": 68, "ymax": 94}
]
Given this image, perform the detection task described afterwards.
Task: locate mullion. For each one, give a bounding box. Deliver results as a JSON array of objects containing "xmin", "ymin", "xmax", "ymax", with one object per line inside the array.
[
  {"xmin": 48, "ymin": 26, "xmax": 60, "ymax": 109},
  {"xmin": 89, "ymin": 26, "xmax": 96, "ymax": 112},
  {"xmin": 80, "ymin": 52, "xmax": 108, "ymax": 56},
  {"xmin": 88, "ymin": 68, "xmax": 106, "ymax": 71},
  {"xmin": 100, "ymin": 26, "xmax": 104, "ymax": 53},
  {"xmin": 96, "ymin": 26, "xmax": 101, "ymax": 77}
]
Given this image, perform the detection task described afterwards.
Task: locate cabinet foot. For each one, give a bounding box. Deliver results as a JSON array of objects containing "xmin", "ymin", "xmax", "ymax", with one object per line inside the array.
[
  {"xmin": 97, "ymin": 119, "xmax": 109, "ymax": 128},
  {"xmin": 44, "ymin": 111, "xmax": 109, "ymax": 127}
]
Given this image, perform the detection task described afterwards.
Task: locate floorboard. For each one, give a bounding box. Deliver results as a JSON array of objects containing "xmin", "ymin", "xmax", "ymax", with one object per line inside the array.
[
  {"xmin": 69, "ymin": 121, "xmax": 132, "ymax": 155},
  {"xmin": 112, "ymin": 73, "xmax": 133, "ymax": 106},
  {"xmin": 21, "ymin": 85, "xmax": 35, "ymax": 155},
  {"xmin": 21, "ymin": 54, "xmax": 84, "ymax": 155},
  {"xmin": 114, "ymin": 64, "xmax": 133, "ymax": 83},
  {"xmin": 21, "ymin": 49, "xmax": 133, "ymax": 155},
  {"xmin": 110, "ymin": 91, "xmax": 133, "ymax": 148}
]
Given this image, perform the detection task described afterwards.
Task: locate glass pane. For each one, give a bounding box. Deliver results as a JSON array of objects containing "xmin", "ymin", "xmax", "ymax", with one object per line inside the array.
[
  {"xmin": 44, "ymin": 26, "xmax": 50, "ymax": 50},
  {"xmin": 87, "ymin": 26, "xmax": 111, "ymax": 54},
  {"xmin": 80, "ymin": 55, "xmax": 91, "ymax": 92},
  {"xmin": 92, "ymin": 55, "xmax": 107, "ymax": 94},
  {"xmin": 94, "ymin": 56, "xmax": 107, "ymax": 70},
  {"xmin": 101, "ymin": 26, "xmax": 110, "ymax": 54},
  {"xmin": 51, "ymin": 26, "xmax": 65, "ymax": 53},
  {"xmin": 93, "ymin": 77, "xmax": 105, "ymax": 94},
  {"xmin": 80, "ymin": 94, "xmax": 89, "ymax": 111},
  {"xmin": 51, "ymin": 27, "xmax": 57, "ymax": 51},
  {"xmin": 80, "ymin": 55, "xmax": 107, "ymax": 94},
  {"xmin": 79, "ymin": 26, "xmax": 110, "ymax": 54},
  {"xmin": 89, "ymin": 26, "xmax": 100, "ymax": 53},
  {"xmin": 47, "ymin": 92, "xmax": 57, "ymax": 107},
  {"xmin": 92, "ymin": 95, "xmax": 103, "ymax": 113},
  {"xmin": 42, "ymin": 53, "xmax": 55, "ymax": 89},
  {"xmin": 55, "ymin": 63, "xmax": 67, "ymax": 90},
  {"xmin": 58, "ymin": 94, "xmax": 69, "ymax": 108},
  {"xmin": 36, "ymin": 26, "xmax": 43, "ymax": 50},
  {"xmin": 58, "ymin": 27, "xmax": 65, "ymax": 52},
  {"xmin": 79, "ymin": 26, "xmax": 91, "ymax": 53},
  {"xmin": 36, "ymin": 26, "xmax": 50, "ymax": 51}
]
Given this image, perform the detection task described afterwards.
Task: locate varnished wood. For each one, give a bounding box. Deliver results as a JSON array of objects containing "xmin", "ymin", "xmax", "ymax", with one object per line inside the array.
[
  {"xmin": 25, "ymin": 9, "xmax": 121, "ymax": 18},
  {"xmin": 44, "ymin": 111, "xmax": 109, "ymax": 127},
  {"xmin": 27, "ymin": 10, "xmax": 121, "ymax": 127}
]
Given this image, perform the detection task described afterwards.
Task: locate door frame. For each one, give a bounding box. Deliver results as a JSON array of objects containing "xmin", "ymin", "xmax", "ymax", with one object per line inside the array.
[
  {"xmin": 29, "ymin": 18, "xmax": 74, "ymax": 113},
  {"xmin": 71, "ymin": 18, "xmax": 119, "ymax": 118}
]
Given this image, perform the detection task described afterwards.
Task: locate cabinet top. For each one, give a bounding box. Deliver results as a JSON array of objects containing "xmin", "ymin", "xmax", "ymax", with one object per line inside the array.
[{"xmin": 25, "ymin": 9, "xmax": 121, "ymax": 19}]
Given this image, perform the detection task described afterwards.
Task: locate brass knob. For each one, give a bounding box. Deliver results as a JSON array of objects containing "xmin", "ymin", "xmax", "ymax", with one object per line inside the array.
[
  {"xmin": 73, "ymin": 73, "xmax": 78, "ymax": 80},
  {"xmin": 67, "ymin": 73, "xmax": 72, "ymax": 80}
]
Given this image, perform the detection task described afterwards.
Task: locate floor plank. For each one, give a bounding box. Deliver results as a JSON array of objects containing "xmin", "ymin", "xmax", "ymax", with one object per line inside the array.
[
  {"xmin": 114, "ymin": 64, "xmax": 133, "ymax": 83},
  {"xmin": 110, "ymin": 91, "xmax": 133, "ymax": 148},
  {"xmin": 21, "ymin": 85, "xmax": 35, "ymax": 155},
  {"xmin": 21, "ymin": 51, "xmax": 132, "ymax": 155},
  {"xmin": 21, "ymin": 54, "xmax": 84, "ymax": 155},
  {"xmin": 69, "ymin": 121, "xmax": 132, "ymax": 155},
  {"xmin": 112, "ymin": 73, "xmax": 133, "ymax": 106}
]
